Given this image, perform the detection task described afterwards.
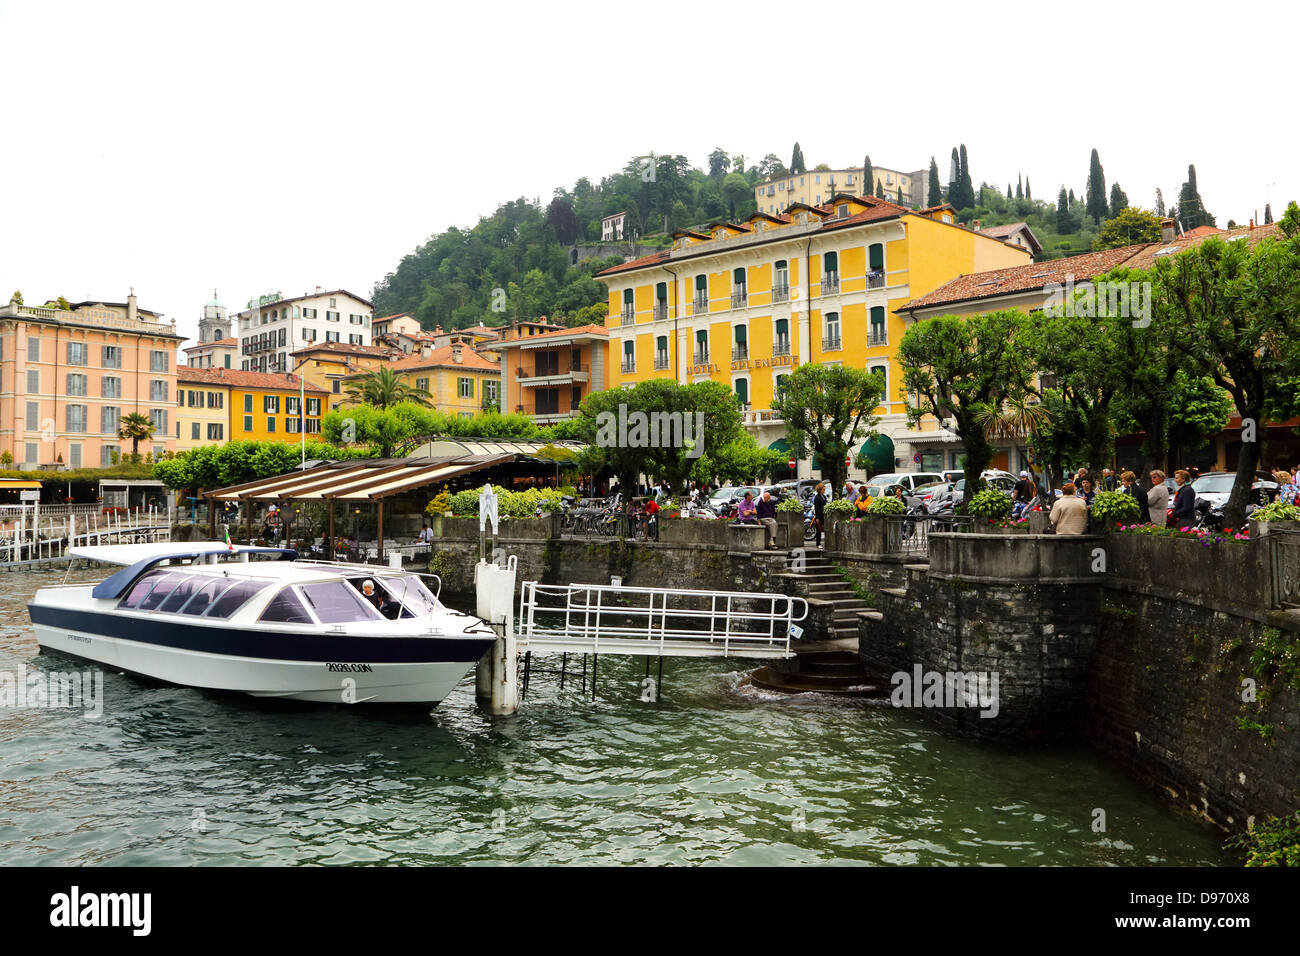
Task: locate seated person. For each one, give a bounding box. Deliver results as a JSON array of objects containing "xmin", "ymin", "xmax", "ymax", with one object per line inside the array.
[
  {"xmin": 735, "ymin": 491, "xmax": 758, "ymax": 523},
  {"xmin": 855, "ymin": 488, "xmax": 873, "ymax": 513}
]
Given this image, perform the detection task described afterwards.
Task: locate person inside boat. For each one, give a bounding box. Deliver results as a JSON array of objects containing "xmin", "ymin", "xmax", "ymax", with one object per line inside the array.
[{"xmin": 358, "ymin": 578, "xmax": 402, "ymax": 620}]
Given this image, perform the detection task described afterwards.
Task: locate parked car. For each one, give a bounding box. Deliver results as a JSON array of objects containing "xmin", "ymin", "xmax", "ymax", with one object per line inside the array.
[
  {"xmin": 774, "ymin": 478, "xmax": 819, "ymax": 500},
  {"xmin": 860, "ymin": 472, "xmax": 945, "ymax": 497},
  {"xmin": 1189, "ymin": 472, "xmax": 1277, "ymax": 509}
]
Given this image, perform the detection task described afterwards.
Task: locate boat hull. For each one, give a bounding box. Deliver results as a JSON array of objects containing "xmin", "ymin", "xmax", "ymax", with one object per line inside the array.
[{"xmin": 30, "ymin": 604, "xmax": 493, "ymax": 705}]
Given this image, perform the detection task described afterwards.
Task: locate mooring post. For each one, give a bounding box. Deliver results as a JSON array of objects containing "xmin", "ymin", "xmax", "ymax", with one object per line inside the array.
[{"xmin": 473, "ymin": 549, "xmax": 518, "ymax": 716}]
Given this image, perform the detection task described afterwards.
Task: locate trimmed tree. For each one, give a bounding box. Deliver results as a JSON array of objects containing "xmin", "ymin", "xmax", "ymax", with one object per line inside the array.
[
  {"xmin": 770, "ymin": 363, "xmax": 885, "ymax": 496},
  {"xmin": 927, "ymin": 158, "xmax": 943, "ymax": 207},
  {"xmin": 790, "ymin": 142, "xmax": 806, "ymax": 175},
  {"xmin": 898, "ymin": 310, "xmax": 1036, "ymax": 495},
  {"xmin": 1085, "ymin": 148, "xmax": 1107, "ymax": 223}
]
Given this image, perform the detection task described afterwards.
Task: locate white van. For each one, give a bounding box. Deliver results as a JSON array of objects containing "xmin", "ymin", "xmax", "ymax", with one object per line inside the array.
[{"xmin": 860, "ymin": 472, "xmax": 944, "ymax": 497}]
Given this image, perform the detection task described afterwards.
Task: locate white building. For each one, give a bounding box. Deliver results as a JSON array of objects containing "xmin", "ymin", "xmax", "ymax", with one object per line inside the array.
[
  {"xmin": 234, "ymin": 287, "xmax": 372, "ymax": 373},
  {"xmin": 601, "ymin": 212, "xmax": 626, "ymax": 242}
]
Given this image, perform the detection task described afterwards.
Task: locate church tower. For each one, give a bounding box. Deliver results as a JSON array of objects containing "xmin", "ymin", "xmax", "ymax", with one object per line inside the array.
[{"xmin": 198, "ymin": 290, "xmax": 230, "ymax": 343}]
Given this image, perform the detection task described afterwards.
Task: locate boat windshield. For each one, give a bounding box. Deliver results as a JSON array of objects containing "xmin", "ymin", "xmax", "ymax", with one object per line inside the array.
[
  {"xmin": 376, "ymin": 574, "xmax": 440, "ymax": 619},
  {"xmin": 300, "ymin": 581, "xmax": 382, "ymax": 624},
  {"xmin": 259, "ymin": 587, "xmax": 314, "ymax": 625}
]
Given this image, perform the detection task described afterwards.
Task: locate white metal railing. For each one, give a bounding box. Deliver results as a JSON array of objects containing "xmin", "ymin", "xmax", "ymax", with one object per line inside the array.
[
  {"xmin": 1, "ymin": 505, "xmax": 172, "ymax": 564},
  {"xmin": 517, "ymin": 581, "xmax": 806, "ymax": 658}
]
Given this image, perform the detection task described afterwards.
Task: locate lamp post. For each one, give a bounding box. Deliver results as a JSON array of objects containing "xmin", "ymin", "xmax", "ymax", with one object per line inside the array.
[{"xmin": 277, "ymin": 354, "xmax": 312, "ymax": 468}]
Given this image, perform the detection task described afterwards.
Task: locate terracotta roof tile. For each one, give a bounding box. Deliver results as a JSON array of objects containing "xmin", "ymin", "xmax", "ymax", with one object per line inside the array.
[
  {"xmin": 290, "ymin": 341, "xmax": 401, "ymax": 359},
  {"xmin": 387, "ymin": 345, "xmax": 500, "ymax": 373},
  {"xmin": 176, "ymin": 367, "xmax": 327, "ymax": 393}
]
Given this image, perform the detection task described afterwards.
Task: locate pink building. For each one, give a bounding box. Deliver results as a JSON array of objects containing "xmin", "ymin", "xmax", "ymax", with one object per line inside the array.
[{"xmin": 0, "ymin": 292, "xmax": 183, "ymax": 468}]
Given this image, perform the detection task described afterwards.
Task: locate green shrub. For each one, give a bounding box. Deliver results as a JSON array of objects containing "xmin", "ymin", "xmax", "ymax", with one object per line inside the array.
[
  {"xmin": 1092, "ymin": 489, "xmax": 1142, "ymax": 522},
  {"xmin": 424, "ymin": 490, "xmax": 451, "ymax": 516},
  {"xmin": 449, "ymin": 489, "xmax": 481, "ymax": 515},
  {"xmin": 825, "ymin": 498, "xmax": 857, "ymax": 517},
  {"xmin": 1252, "ymin": 501, "xmax": 1300, "ymax": 522},
  {"xmin": 865, "ymin": 495, "xmax": 906, "ymax": 515},
  {"xmin": 777, "ymin": 496, "xmax": 805, "ymax": 513},
  {"xmin": 1229, "ymin": 813, "xmax": 1300, "ymax": 866},
  {"xmin": 967, "ymin": 488, "xmax": 1012, "ymax": 519}
]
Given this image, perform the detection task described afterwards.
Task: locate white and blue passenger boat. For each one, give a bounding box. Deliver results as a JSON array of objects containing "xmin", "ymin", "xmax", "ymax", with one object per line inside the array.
[{"xmin": 27, "ymin": 543, "xmax": 496, "ymax": 705}]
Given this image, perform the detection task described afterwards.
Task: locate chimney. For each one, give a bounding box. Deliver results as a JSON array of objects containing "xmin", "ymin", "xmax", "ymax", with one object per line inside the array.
[
  {"xmin": 127, "ymin": 288, "xmax": 138, "ymax": 323},
  {"xmin": 315, "ymin": 286, "xmax": 322, "ymax": 294},
  {"xmin": 1249, "ymin": 218, "xmax": 1255, "ymax": 229},
  {"xmin": 452, "ymin": 343, "xmax": 463, "ymax": 364},
  {"xmin": 973, "ymin": 219, "xmax": 981, "ymax": 231},
  {"xmin": 420, "ymin": 343, "xmax": 432, "ymax": 359},
  {"xmin": 1160, "ymin": 218, "xmax": 1176, "ymax": 242}
]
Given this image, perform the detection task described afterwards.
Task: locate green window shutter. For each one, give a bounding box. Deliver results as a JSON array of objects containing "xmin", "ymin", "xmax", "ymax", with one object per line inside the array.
[
  {"xmin": 656, "ymin": 282, "xmax": 667, "ymax": 300},
  {"xmin": 824, "ymin": 251, "xmax": 837, "ymax": 272},
  {"xmin": 736, "ymin": 378, "xmax": 749, "ymax": 403},
  {"xmin": 695, "ymin": 275, "xmax": 707, "ymax": 291},
  {"xmin": 656, "ymin": 335, "xmax": 667, "ymax": 351},
  {"xmin": 776, "ymin": 318, "xmax": 788, "ymax": 337},
  {"xmin": 733, "ymin": 267, "xmax": 745, "ymax": 284},
  {"xmin": 735, "ymin": 325, "xmax": 747, "ymax": 344},
  {"xmin": 870, "ymin": 306, "xmax": 886, "ymax": 329},
  {"xmin": 623, "ymin": 289, "xmax": 634, "ymax": 304},
  {"xmin": 624, "ymin": 340, "xmax": 634, "ymax": 356},
  {"xmin": 869, "ymin": 243, "xmax": 884, "ymax": 270}
]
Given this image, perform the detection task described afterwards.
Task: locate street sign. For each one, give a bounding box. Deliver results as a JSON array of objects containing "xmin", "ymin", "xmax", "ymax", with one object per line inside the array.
[
  {"xmin": 913, "ymin": 453, "xmax": 922, "ymax": 464},
  {"xmin": 787, "ymin": 458, "xmax": 796, "ymax": 470}
]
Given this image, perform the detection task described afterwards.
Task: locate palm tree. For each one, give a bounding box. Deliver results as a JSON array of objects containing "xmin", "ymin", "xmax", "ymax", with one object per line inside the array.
[
  {"xmin": 974, "ymin": 396, "xmax": 1052, "ymax": 481},
  {"xmin": 118, "ymin": 412, "xmax": 155, "ymax": 460},
  {"xmin": 344, "ymin": 367, "xmax": 433, "ymax": 409}
]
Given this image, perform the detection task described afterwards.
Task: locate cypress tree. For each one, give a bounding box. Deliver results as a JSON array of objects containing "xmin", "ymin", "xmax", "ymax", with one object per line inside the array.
[
  {"xmin": 1265, "ymin": 203, "xmax": 1274, "ymax": 225},
  {"xmin": 927, "ymin": 157, "xmax": 942, "ymax": 207},
  {"xmin": 862, "ymin": 155, "xmax": 873, "ymax": 197},
  {"xmin": 1024, "ymin": 177, "xmax": 1031, "ymax": 200},
  {"xmin": 1015, "ymin": 176, "xmax": 1023, "ymax": 200},
  {"xmin": 1069, "ymin": 188, "xmax": 1076, "ymax": 207},
  {"xmin": 1154, "ymin": 188, "xmax": 1166, "ymax": 217},
  {"xmin": 1085, "ymin": 149, "xmax": 1107, "ymax": 222},
  {"xmin": 1109, "ymin": 182, "xmax": 1129, "ymax": 218},
  {"xmin": 876, "ymin": 178, "xmax": 885, "ymax": 199},
  {"xmin": 948, "ymin": 147, "xmax": 960, "ymax": 202},
  {"xmin": 1177, "ymin": 164, "xmax": 1214, "ymax": 229},
  {"xmin": 790, "ymin": 143, "xmax": 806, "ymax": 175},
  {"xmin": 1006, "ymin": 183, "xmax": 1012, "ymax": 200},
  {"xmin": 897, "ymin": 187, "xmax": 904, "ymax": 204},
  {"xmin": 957, "ymin": 144, "xmax": 974, "ymax": 211}
]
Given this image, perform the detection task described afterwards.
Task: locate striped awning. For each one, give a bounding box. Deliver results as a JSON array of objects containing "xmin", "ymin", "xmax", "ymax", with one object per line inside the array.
[{"xmin": 203, "ymin": 454, "xmax": 514, "ymax": 501}]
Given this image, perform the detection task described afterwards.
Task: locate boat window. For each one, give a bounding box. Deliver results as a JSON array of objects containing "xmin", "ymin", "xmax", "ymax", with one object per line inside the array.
[
  {"xmin": 118, "ymin": 571, "xmax": 167, "ymax": 610},
  {"xmin": 205, "ymin": 580, "xmax": 268, "ymax": 618},
  {"xmin": 179, "ymin": 579, "xmax": 230, "ymax": 616},
  {"xmin": 300, "ymin": 581, "xmax": 381, "ymax": 624},
  {"xmin": 158, "ymin": 576, "xmax": 203, "ymax": 613},
  {"xmin": 138, "ymin": 574, "xmax": 182, "ymax": 611},
  {"xmin": 259, "ymin": 587, "xmax": 314, "ymax": 624}
]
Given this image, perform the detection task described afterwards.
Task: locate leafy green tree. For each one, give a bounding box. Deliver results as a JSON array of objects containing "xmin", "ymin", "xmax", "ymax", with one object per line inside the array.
[
  {"xmin": 575, "ymin": 379, "xmax": 744, "ymax": 492},
  {"xmin": 344, "ymin": 366, "xmax": 433, "ymax": 410},
  {"xmin": 1158, "ymin": 204, "xmax": 1300, "ymax": 526},
  {"xmin": 545, "ymin": 194, "xmax": 580, "ymax": 244},
  {"xmin": 722, "ymin": 172, "xmax": 750, "ymax": 219},
  {"xmin": 118, "ymin": 412, "xmax": 155, "ymax": 458},
  {"xmin": 1093, "ymin": 207, "xmax": 1163, "ymax": 249},
  {"xmin": 770, "ymin": 363, "xmax": 885, "ymax": 496},
  {"xmin": 10, "ymin": 290, "xmax": 22, "ymax": 305},
  {"xmin": 1085, "ymin": 148, "xmax": 1107, "ymax": 222},
  {"xmin": 757, "ymin": 153, "xmax": 787, "ymax": 180},
  {"xmin": 1166, "ymin": 369, "xmax": 1233, "ymax": 461},
  {"xmin": 707, "ymin": 147, "xmax": 730, "ymax": 179},
  {"xmin": 898, "ymin": 310, "xmax": 1036, "ymax": 494},
  {"xmin": 927, "ymin": 158, "xmax": 942, "ymax": 207},
  {"xmin": 1056, "ymin": 187, "xmax": 1078, "ymax": 234},
  {"xmin": 790, "ymin": 142, "xmax": 806, "ymax": 175}
]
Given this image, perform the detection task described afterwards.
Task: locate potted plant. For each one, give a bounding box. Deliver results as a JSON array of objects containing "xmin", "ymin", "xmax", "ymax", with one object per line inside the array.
[
  {"xmin": 663, "ymin": 498, "xmax": 681, "ymax": 519},
  {"xmin": 966, "ymin": 488, "xmax": 1012, "ymax": 531},
  {"xmin": 1091, "ymin": 489, "xmax": 1142, "ymax": 532},
  {"xmin": 1248, "ymin": 500, "xmax": 1300, "ymax": 537},
  {"xmin": 776, "ymin": 495, "xmax": 805, "ymax": 546}
]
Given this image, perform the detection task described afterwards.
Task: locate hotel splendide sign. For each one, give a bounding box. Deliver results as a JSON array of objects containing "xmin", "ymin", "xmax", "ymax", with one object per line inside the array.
[{"xmin": 690, "ymin": 353, "xmax": 797, "ymax": 376}]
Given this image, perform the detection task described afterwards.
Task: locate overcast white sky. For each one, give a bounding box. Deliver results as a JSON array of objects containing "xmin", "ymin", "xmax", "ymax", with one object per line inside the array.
[{"xmin": 2, "ymin": 0, "xmax": 1296, "ymax": 346}]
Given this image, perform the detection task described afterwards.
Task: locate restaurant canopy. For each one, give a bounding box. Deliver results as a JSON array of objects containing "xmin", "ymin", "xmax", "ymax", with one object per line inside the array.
[{"xmin": 203, "ymin": 454, "xmax": 516, "ymax": 502}]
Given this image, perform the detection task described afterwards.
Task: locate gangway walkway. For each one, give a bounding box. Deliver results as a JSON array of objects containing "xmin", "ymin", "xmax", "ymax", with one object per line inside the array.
[{"xmin": 516, "ymin": 581, "xmax": 806, "ymax": 660}]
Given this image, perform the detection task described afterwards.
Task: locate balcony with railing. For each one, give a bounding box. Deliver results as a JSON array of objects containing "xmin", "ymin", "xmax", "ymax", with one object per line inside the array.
[
  {"xmin": 821, "ymin": 334, "xmax": 842, "ymax": 351},
  {"xmin": 867, "ymin": 269, "xmax": 886, "ymax": 289},
  {"xmin": 693, "ymin": 350, "xmax": 709, "ymax": 366},
  {"xmin": 773, "ymin": 339, "xmax": 792, "ymax": 357},
  {"xmin": 653, "ymin": 302, "xmax": 668, "ymax": 321},
  {"xmin": 732, "ymin": 344, "xmax": 749, "ymax": 361},
  {"xmin": 731, "ymin": 289, "xmax": 748, "ymax": 309},
  {"xmin": 620, "ymin": 357, "xmax": 636, "ymax": 374},
  {"xmin": 653, "ymin": 352, "xmax": 670, "ymax": 370},
  {"xmin": 822, "ymin": 271, "xmax": 840, "ymax": 295},
  {"xmin": 868, "ymin": 328, "xmax": 888, "ymax": 347},
  {"xmin": 516, "ymin": 359, "xmax": 590, "ymax": 384},
  {"xmin": 772, "ymin": 283, "xmax": 790, "ymax": 303},
  {"xmin": 693, "ymin": 294, "xmax": 709, "ymax": 314},
  {"xmin": 619, "ymin": 306, "xmax": 635, "ymax": 325}
]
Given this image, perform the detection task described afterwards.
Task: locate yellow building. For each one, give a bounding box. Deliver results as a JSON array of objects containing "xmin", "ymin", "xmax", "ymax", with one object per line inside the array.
[
  {"xmin": 378, "ymin": 342, "xmax": 502, "ymax": 417},
  {"xmin": 176, "ymin": 368, "xmax": 233, "ymax": 451},
  {"xmin": 290, "ymin": 342, "xmax": 403, "ymax": 413},
  {"xmin": 595, "ymin": 194, "xmax": 1031, "ymax": 478},
  {"xmin": 754, "ymin": 164, "xmax": 927, "ymax": 213}
]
